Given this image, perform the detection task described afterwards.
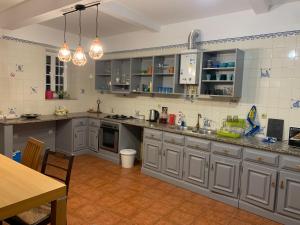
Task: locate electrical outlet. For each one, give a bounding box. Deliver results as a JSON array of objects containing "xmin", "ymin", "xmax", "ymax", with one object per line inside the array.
[{"xmin": 261, "ymin": 113, "xmax": 267, "ymax": 119}]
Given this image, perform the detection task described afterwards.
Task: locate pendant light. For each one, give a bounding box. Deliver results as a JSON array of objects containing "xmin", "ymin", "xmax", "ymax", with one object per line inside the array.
[
  {"xmin": 58, "ymin": 15, "xmax": 71, "ymax": 62},
  {"xmin": 73, "ymin": 10, "xmax": 87, "ymax": 66},
  {"xmin": 89, "ymin": 4, "xmax": 104, "ymax": 60}
]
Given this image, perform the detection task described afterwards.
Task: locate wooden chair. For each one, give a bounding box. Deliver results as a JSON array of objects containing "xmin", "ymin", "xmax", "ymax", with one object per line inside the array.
[
  {"xmin": 22, "ymin": 137, "xmax": 44, "ymax": 171},
  {"xmin": 5, "ymin": 149, "xmax": 74, "ymax": 225}
]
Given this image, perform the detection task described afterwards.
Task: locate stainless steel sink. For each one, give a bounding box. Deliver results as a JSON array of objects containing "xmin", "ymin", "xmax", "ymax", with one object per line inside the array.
[{"xmin": 191, "ymin": 127, "xmax": 216, "ymax": 135}]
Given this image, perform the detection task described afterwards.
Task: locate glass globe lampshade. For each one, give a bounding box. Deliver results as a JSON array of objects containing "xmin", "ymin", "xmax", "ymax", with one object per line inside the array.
[
  {"xmin": 72, "ymin": 46, "xmax": 87, "ymax": 66},
  {"xmin": 58, "ymin": 43, "xmax": 71, "ymax": 62},
  {"xmin": 89, "ymin": 38, "xmax": 104, "ymax": 60}
]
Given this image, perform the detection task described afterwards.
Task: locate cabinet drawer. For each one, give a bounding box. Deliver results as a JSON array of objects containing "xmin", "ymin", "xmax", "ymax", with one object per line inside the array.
[
  {"xmin": 243, "ymin": 148, "xmax": 279, "ymax": 166},
  {"xmin": 211, "ymin": 142, "xmax": 242, "ymax": 158},
  {"xmin": 73, "ymin": 118, "xmax": 88, "ymax": 127},
  {"xmin": 144, "ymin": 128, "xmax": 163, "ymax": 141},
  {"xmin": 89, "ymin": 119, "xmax": 100, "ymax": 127},
  {"xmin": 280, "ymin": 156, "xmax": 300, "ymax": 172},
  {"xmin": 163, "ymin": 132, "xmax": 185, "ymax": 146},
  {"xmin": 185, "ymin": 137, "xmax": 210, "ymax": 151}
]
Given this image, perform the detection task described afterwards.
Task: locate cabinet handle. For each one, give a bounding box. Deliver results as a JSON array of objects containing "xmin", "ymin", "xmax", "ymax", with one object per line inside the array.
[
  {"xmin": 75, "ymin": 134, "xmax": 77, "ymax": 138},
  {"xmin": 163, "ymin": 150, "xmax": 165, "ymax": 156},
  {"xmin": 211, "ymin": 164, "xmax": 214, "ymax": 170},
  {"xmin": 280, "ymin": 181, "xmax": 284, "ymax": 189},
  {"xmin": 271, "ymin": 181, "xmax": 276, "ymax": 188},
  {"xmin": 256, "ymin": 157, "xmax": 263, "ymax": 161}
]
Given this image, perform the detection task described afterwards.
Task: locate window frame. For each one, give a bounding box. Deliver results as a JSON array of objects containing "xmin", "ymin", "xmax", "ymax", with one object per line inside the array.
[{"xmin": 45, "ymin": 52, "xmax": 68, "ymax": 93}]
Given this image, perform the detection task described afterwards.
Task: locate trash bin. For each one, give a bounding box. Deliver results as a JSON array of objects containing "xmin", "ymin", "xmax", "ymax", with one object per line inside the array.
[{"xmin": 120, "ymin": 149, "xmax": 136, "ymax": 168}]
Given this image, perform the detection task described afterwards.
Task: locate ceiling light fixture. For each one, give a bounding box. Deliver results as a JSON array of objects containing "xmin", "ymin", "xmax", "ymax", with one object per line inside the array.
[
  {"xmin": 72, "ymin": 9, "xmax": 87, "ymax": 66},
  {"xmin": 89, "ymin": 4, "xmax": 104, "ymax": 60},
  {"xmin": 58, "ymin": 14, "xmax": 71, "ymax": 62}
]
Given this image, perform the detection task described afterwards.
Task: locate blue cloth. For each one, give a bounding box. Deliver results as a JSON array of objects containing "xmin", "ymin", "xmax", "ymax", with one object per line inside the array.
[{"xmin": 12, "ymin": 151, "xmax": 21, "ymax": 163}]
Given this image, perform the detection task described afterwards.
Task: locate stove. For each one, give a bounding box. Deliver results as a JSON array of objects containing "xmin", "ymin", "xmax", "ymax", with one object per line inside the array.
[{"xmin": 105, "ymin": 114, "xmax": 134, "ymax": 120}]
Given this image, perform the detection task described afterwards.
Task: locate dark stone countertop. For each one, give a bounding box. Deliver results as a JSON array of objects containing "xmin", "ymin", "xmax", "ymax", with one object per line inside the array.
[{"xmin": 1, "ymin": 112, "xmax": 300, "ymax": 157}]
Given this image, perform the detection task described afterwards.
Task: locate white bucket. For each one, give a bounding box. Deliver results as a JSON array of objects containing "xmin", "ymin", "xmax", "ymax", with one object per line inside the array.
[{"xmin": 120, "ymin": 149, "xmax": 136, "ymax": 168}]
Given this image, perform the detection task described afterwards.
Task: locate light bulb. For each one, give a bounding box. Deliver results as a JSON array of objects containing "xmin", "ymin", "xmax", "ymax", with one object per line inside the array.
[
  {"xmin": 89, "ymin": 38, "xmax": 104, "ymax": 60},
  {"xmin": 72, "ymin": 46, "xmax": 87, "ymax": 66},
  {"xmin": 58, "ymin": 42, "xmax": 71, "ymax": 62}
]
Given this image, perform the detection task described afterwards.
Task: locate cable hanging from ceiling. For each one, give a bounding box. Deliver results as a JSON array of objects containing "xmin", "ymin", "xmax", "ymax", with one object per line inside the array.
[{"xmin": 58, "ymin": 1, "xmax": 104, "ymax": 66}]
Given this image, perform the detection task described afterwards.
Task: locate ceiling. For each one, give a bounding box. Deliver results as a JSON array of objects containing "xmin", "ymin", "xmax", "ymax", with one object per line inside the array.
[
  {"xmin": 0, "ymin": 0, "xmax": 25, "ymax": 12},
  {"xmin": 1, "ymin": 0, "xmax": 299, "ymax": 38}
]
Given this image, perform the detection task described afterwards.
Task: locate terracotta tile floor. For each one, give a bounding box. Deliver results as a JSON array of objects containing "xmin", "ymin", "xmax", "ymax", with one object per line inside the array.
[{"xmin": 66, "ymin": 154, "xmax": 281, "ymax": 225}]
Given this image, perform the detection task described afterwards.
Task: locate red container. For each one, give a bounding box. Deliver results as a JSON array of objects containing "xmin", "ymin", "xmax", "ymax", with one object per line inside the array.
[
  {"xmin": 45, "ymin": 90, "xmax": 53, "ymax": 99},
  {"xmin": 168, "ymin": 114, "xmax": 176, "ymax": 125}
]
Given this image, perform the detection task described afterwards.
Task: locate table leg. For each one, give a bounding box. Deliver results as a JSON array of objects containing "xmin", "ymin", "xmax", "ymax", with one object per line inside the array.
[{"xmin": 51, "ymin": 196, "xmax": 67, "ymax": 225}]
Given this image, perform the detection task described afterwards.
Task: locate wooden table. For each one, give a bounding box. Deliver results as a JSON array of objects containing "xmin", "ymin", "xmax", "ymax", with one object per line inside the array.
[{"xmin": 0, "ymin": 154, "xmax": 67, "ymax": 224}]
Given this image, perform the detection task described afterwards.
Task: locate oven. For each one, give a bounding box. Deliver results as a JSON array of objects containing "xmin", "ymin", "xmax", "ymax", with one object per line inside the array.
[{"xmin": 99, "ymin": 121, "xmax": 119, "ymax": 153}]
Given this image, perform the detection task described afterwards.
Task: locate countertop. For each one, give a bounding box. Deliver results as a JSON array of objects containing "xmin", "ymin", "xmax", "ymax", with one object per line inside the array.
[{"xmin": 1, "ymin": 112, "xmax": 299, "ymax": 157}]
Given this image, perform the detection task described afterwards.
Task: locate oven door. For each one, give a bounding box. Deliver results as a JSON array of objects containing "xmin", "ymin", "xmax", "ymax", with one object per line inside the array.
[{"xmin": 99, "ymin": 126, "xmax": 119, "ymax": 153}]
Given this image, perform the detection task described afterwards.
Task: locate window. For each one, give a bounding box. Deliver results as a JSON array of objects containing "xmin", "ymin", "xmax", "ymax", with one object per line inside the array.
[{"xmin": 45, "ymin": 52, "xmax": 67, "ymax": 93}]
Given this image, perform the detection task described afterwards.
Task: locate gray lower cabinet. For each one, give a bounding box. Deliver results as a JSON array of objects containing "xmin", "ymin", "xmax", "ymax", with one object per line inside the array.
[
  {"xmin": 162, "ymin": 143, "xmax": 183, "ymax": 179},
  {"xmin": 277, "ymin": 171, "xmax": 300, "ymax": 220},
  {"xmin": 143, "ymin": 138, "xmax": 162, "ymax": 172},
  {"xmin": 88, "ymin": 126, "xmax": 99, "ymax": 152},
  {"xmin": 73, "ymin": 126, "xmax": 88, "ymax": 152},
  {"xmin": 240, "ymin": 162, "xmax": 277, "ymax": 211},
  {"xmin": 209, "ymin": 154, "xmax": 240, "ymax": 198},
  {"xmin": 183, "ymin": 147, "xmax": 210, "ymax": 187}
]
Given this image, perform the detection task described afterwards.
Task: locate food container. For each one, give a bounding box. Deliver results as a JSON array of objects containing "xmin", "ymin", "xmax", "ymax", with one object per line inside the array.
[{"xmin": 168, "ymin": 114, "xmax": 176, "ymax": 125}]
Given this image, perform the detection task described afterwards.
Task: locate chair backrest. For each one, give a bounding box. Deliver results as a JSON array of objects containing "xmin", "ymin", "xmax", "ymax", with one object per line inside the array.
[
  {"xmin": 22, "ymin": 137, "xmax": 44, "ymax": 171},
  {"xmin": 41, "ymin": 149, "xmax": 74, "ymax": 194}
]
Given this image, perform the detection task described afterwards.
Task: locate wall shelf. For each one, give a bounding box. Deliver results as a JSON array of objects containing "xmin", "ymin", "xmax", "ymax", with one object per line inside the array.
[
  {"xmin": 199, "ymin": 49, "xmax": 244, "ymax": 98},
  {"xmin": 94, "ymin": 48, "xmax": 244, "ymax": 100}
]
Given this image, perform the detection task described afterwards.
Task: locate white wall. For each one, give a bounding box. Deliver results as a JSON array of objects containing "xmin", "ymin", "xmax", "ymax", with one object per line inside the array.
[{"xmin": 102, "ymin": 2, "xmax": 300, "ymax": 52}]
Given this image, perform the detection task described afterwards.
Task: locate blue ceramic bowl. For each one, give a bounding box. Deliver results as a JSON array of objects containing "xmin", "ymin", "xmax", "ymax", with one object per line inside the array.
[{"xmin": 227, "ymin": 62, "xmax": 235, "ymax": 67}]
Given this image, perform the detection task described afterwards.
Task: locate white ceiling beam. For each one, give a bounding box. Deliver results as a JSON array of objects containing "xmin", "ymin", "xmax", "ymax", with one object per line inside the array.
[
  {"xmin": 101, "ymin": 1, "xmax": 161, "ymax": 32},
  {"xmin": 0, "ymin": 0, "xmax": 92, "ymax": 30},
  {"xmin": 249, "ymin": 0, "xmax": 271, "ymax": 14}
]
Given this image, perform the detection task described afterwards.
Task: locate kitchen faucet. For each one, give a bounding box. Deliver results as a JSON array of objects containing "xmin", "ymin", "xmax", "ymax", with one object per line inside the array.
[{"xmin": 194, "ymin": 113, "xmax": 202, "ymax": 131}]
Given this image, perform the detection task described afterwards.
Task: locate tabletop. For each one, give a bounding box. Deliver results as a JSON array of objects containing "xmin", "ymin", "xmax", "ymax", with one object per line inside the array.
[{"xmin": 0, "ymin": 154, "xmax": 66, "ymax": 221}]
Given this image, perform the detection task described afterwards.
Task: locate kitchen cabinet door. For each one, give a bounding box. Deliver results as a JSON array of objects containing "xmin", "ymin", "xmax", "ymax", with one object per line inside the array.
[
  {"xmin": 143, "ymin": 139, "xmax": 162, "ymax": 172},
  {"xmin": 277, "ymin": 171, "xmax": 300, "ymax": 220},
  {"xmin": 88, "ymin": 126, "xmax": 99, "ymax": 152},
  {"xmin": 183, "ymin": 148, "xmax": 210, "ymax": 187},
  {"xmin": 73, "ymin": 126, "xmax": 88, "ymax": 152},
  {"xmin": 241, "ymin": 162, "xmax": 277, "ymax": 211},
  {"xmin": 209, "ymin": 155, "xmax": 240, "ymax": 198},
  {"xmin": 162, "ymin": 143, "xmax": 183, "ymax": 179}
]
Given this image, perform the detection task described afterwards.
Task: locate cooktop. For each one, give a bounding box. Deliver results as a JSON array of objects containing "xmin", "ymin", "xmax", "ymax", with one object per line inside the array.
[{"xmin": 105, "ymin": 114, "xmax": 134, "ymax": 120}]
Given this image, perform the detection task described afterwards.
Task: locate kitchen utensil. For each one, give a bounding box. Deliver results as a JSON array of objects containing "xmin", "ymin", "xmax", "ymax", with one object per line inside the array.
[
  {"xmin": 216, "ymin": 74, "xmax": 221, "ymax": 80},
  {"xmin": 115, "ymin": 77, "xmax": 120, "ymax": 83},
  {"xmin": 227, "ymin": 74, "xmax": 233, "ymax": 80},
  {"xmin": 149, "ymin": 109, "xmax": 159, "ymax": 122},
  {"xmin": 206, "ymin": 74, "xmax": 211, "ymax": 80},
  {"xmin": 267, "ymin": 119, "xmax": 284, "ymax": 141},
  {"xmin": 227, "ymin": 62, "xmax": 235, "ymax": 67}
]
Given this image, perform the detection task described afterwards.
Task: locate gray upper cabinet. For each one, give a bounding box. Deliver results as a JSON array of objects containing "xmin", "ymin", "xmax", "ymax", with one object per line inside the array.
[
  {"xmin": 209, "ymin": 154, "xmax": 240, "ymax": 198},
  {"xmin": 88, "ymin": 126, "xmax": 99, "ymax": 152},
  {"xmin": 183, "ymin": 147, "xmax": 210, "ymax": 187},
  {"xmin": 277, "ymin": 171, "xmax": 300, "ymax": 220},
  {"xmin": 143, "ymin": 139, "xmax": 162, "ymax": 172},
  {"xmin": 95, "ymin": 60, "xmax": 112, "ymax": 91},
  {"xmin": 199, "ymin": 49, "xmax": 244, "ymax": 99},
  {"xmin": 73, "ymin": 126, "xmax": 88, "ymax": 152},
  {"xmin": 162, "ymin": 143, "xmax": 183, "ymax": 179},
  {"xmin": 241, "ymin": 162, "xmax": 277, "ymax": 211}
]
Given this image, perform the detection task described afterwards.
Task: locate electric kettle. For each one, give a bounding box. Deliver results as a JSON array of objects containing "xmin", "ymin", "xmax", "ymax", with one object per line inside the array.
[{"xmin": 149, "ymin": 109, "xmax": 159, "ymax": 122}]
